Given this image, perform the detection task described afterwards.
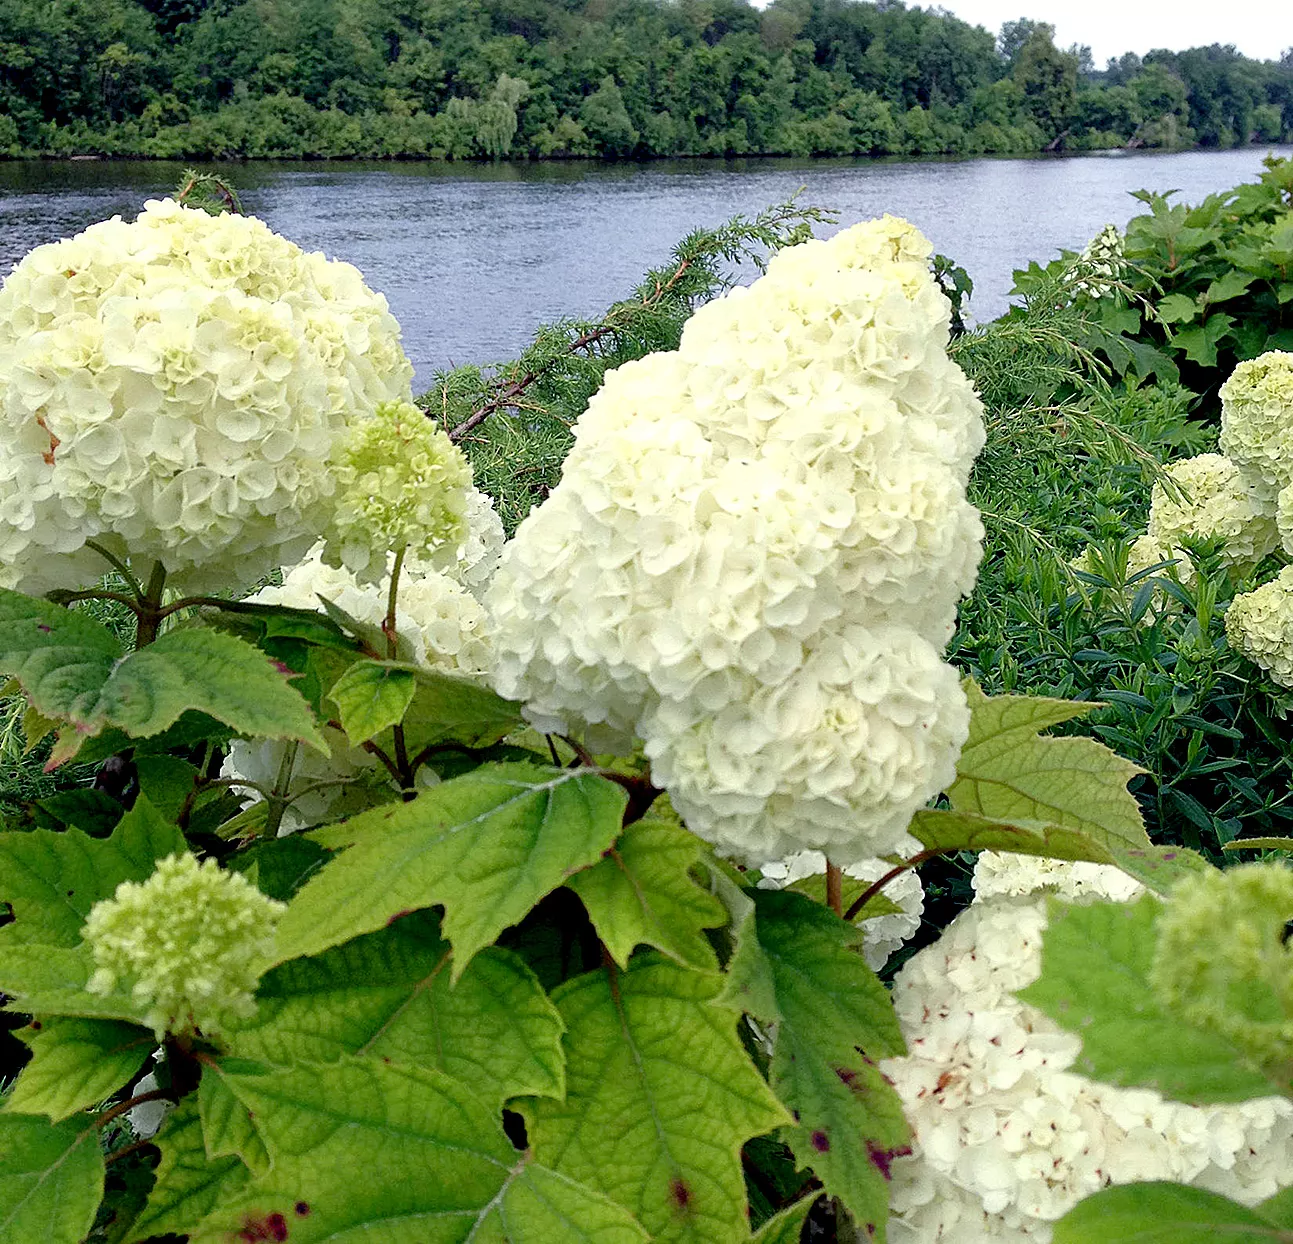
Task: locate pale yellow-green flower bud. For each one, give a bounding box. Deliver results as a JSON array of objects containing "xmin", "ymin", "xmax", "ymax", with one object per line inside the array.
[
  {"xmin": 82, "ymin": 853, "xmax": 286, "ymax": 1039},
  {"xmin": 324, "ymin": 399, "xmax": 472, "ymax": 581},
  {"xmin": 1150, "ymin": 862, "xmax": 1293, "ymax": 1080}
]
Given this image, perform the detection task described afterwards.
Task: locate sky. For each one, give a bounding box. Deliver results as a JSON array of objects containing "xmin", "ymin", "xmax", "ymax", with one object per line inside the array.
[{"xmin": 918, "ymin": 1, "xmax": 1289, "ymax": 67}]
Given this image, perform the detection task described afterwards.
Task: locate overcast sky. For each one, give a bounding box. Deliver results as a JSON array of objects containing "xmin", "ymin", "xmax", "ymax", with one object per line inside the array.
[{"xmin": 922, "ymin": 1, "xmax": 1289, "ymax": 67}]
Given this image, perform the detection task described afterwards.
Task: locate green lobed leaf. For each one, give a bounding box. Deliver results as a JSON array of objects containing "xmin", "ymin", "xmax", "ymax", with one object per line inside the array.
[
  {"xmin": 1053, "ymin": 1181, "xmax": 1293, "ymax": 1243},
  {"xmin": 566, "ymin": 817, "xmax": 727, "ymax": 970},
  {"xmin": 198, "ymin": 1063, "xmax": 271, "ymax": 1176},
  {"xmin": 717, "ymin": 890, "xmax": 909, "ymax": 1237},
  {"xmin": 1018, "ymin": 896, "xmax": 1280, "ymax": 1103},
  {"xmin": 1259, "ymin": 1185, "xmax": 1293, "ymax": 1228},
  {"xmin": 0, "ymin": 944, "xmax": 149, "ymax": 1025},
  {"xmin": 0, "ymin": 588, "xmax": 123, "ymax": 721},
  {"xmin": 189, "ymin": 1058, "xmax": 519, "ymax": 1242},
  {"xmin": 5, "ymin": 1018, "xmax": 154, "ymax": 1122},
  {"xmin": 97, "ymin": 626, "xmax": 327, "ymax": 750},
  {"xmin": 226, "ymin": 911, "xmax": 565, "ymax": 1109},
  {"xmin": 0, "ymin": 1112, "xmax": 104, "ymax": 1244},
  {"xmin": 279, "ymin": 763, "xmax": 627, "ymax": 977},
  {"xmin": 327, "ymin": 659, "xmax": 417, "ymax": 746},
  {"xmin": 0, "ymin": 592, "xmax": 326, "ymax": 754},
  {"xmin": 468, "ymin": 1160, "xmax": 650, "ymax": 1244},
  {"xmin": 385, "ymin": 665, "xmax": 523, "ymax": 754},
  {"xmin": 908, "ymin": 810, "xmax": 1208, "ymax": 897},
  {"xmin": 752, "ymin": 1197, "xmax": 819, "ymax": 1244},
  {"xmin": 948, "ymin": 682, "xmax": 1149, "ymax": 848},
  {"xmin": 1223, "ymin": 838, "xmax": 1293, "ymax": 853},
  {"xmin": 0, "ymin": 796, "xmax": 186, "ymax": 947},
  {"xmin": 123, "ymin": 1097, "xmax": 250, "ymax": 1244},
  {"xmin": 521, "ymin": 957, "xmax": 789, "ymax": 1244}
]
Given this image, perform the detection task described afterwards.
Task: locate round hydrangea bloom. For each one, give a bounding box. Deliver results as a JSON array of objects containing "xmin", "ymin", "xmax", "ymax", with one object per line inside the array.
[
  {"xmin": 757, "ymin": 850, "xmax": 924, "ymax": 970},
  {"xmin": 1219, "ymin": 352, "xmax": 1293, "ymax": 506},
  {"xmin": 487, "ymin": 217, "xmax": 985, "ymax": 865},
  {"xmin": 323, "ymin": 399, "xmax": 472, "ymax": 581},
  {"xmin": 0, "ymin": 199, "xmax": 414, "ymax": 595},
  {"xmin": 222, "ymin": 539, "xmax": 496, "ymax": 830},
  {"xmin": 883, "ymin": 853, "xmax": 1293, "ymax": 1242},
  {"xmin": 1151, "ymin": 862, "xmax": 1293, "ymax": 1077},
  {"xmin": 82, "ymin": 853, "xmax": 285, "ymax": 1038},
  {"xmin": 1146, "ymin": 453, "xmax": 1277, "ymax": 575},
  {"xmin": 1226, "ymin": 565, "xmax": 1293, "ymax": 688},
  {"xmin": 427, "ymin": 484, "xmax": 505, "ymax": 599}
]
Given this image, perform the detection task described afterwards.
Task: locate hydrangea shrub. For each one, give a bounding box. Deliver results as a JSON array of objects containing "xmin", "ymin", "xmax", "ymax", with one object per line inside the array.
[{"xmin": 0, "ymin": 197, "xmax": 1273, "ymax": 1244}]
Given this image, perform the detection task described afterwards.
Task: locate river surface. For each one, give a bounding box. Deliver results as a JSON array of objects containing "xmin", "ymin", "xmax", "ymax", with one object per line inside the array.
[{"xmin": 2, "ymin": 148, "xmax": 1290, "ymax": 387}]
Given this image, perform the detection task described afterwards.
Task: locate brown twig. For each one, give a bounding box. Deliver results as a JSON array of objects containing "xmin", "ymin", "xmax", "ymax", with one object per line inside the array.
[
  {"xmin": 447, "ymin": 259, "xmax": 691, "ymax": 443},
  {"xmin": 843, "ymin": 848, "xmax": 947, "ymax": 923},
  {"xmin": 825, "ymin": 861, "xmax": 843, "ymax": 918},
  {"xmin": 94, "ymin": 1088, "xmax": 170, "ymax": 1132}
]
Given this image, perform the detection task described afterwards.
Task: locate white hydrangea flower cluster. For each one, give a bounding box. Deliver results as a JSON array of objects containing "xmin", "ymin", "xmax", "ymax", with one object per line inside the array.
[
  {"xmin": 82, "ymin": 853, "xmax": 285, "ymax": 1038},
  {"xmin": 1219, "ymin": 352, "xmax": 1293, "ymax": 513},
  {"xmin": 756, "ymin": 850, "xmax": 924, "ymax": 970},
  {"xmin": 222, "ymin": 506, "xmax": 500, "ymax": 830},
  {"xmin": 0, "ymin": 198, "xmax": 413, "ymax": 595},
  {"xmin": 488, "ymin": 216, "xmax": 985, "ymax": 865},
  {"xmin": 1144, "ymin": 453, "xmax": 1277, "ymax": 578},
  {"xmin": 1071, "ymin": 225, "xmax": 1125, "ymax": 299},
  {"xmin": 323, "ymin": 398, "xmax": 473, "ymax": 582},
  {"xmin": 883, "ymin": 852, "xmax": 1293, "ymax": 1242},
  {"xmin": 1225, "ymin": 564, "xmax": 1293, "ymax": 688}
]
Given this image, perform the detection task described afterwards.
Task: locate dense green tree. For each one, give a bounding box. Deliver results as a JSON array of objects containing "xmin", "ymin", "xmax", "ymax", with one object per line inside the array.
[{"xmin": 0, "ymin": 0, "xmax": 1288, "ymax": 158}]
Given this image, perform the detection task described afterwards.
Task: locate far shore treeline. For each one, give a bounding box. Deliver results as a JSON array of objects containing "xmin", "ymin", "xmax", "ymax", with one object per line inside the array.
[{"xmin": 0, "ymin": 0, "xmax": 1290, "ymax": 162}]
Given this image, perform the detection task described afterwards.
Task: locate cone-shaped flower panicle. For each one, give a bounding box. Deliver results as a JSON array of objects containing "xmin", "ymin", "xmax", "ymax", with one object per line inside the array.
[
  {"xmin": 487, "ymin": 215, "xmax": 985, "ymax": 865},
  {"xmin": 82, "ymin": 853, "xmax": 286, "ymax": 1039}
]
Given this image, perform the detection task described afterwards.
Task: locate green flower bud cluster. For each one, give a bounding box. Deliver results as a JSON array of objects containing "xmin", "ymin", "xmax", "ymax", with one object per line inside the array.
[
  {"xmin": 82, "ymin": 853, "xmax": 286, "ymax": 1039},
  {"xmin": 1150, "ymin": 862, "xmax": 1293, "ymax": 1084},
  {"xmin": 325, "ymin": 399, "xmax": 472, "ymax": 581}
]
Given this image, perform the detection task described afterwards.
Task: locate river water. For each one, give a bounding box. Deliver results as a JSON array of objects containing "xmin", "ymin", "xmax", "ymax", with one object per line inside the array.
[{"xmin": 2, "ymin": 148, "xmax": 1290, "ymax": 388}]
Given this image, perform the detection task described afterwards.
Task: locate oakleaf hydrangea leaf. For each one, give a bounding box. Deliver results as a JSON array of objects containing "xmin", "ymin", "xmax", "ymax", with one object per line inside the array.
[
  {"xmin": 1053, "ymin": 1181, "xmax": 1290, "ymax": 1243},
  {"xmin": 392, "ymin": 665, "xmax": 523, "ymax": 753},
  {"xmin": 188, "ymin": 1058, "xmax": 518, "ymax": 1242},
  {"xmin": 5, "ymin": 1018, "xmax": 153, "ymax": 1122},
  {"xmin": 717, "ymin": 890, "xmax": 908, "ymax": 1236},
  {"xmin": 226, "ymin": 911, "xmax": 565, "ymax": 1109},
  {"xmin": 468, "ymin": 1159, "xmax": 650, "ymax": 1244},
  {"xmin": 1018, "ymin": 895, "xmax": 1280, "ymax": 1102},
  {"xmin": 948, "ymin": 681, "xmax": 1149, "ymax": 848},
  {"xmin": 326, "ymin": 660, "xmax": 416, "ymax": 746},
  {"xmin": 0, "ymin": 796, "xmax": 185, "ymax": 947},
  {"xmin": 0, "ymin": 1112, "xmax": 104, "ymax": 1244},
  {"xmin": 199, "ymin": 1063, "xmax": 271, "ymax": 1176},
  {"xmin": 123, "ymin": 1098, "xmax": 250, "ymax": 1244},
  {"xmin": 277, "ymin": 763, "xmax": 627, "ymax": 977},
  {"xmin": 566, "ymin": 818, "xmax": 727, "ymax": 970},
  {"xmin": 0, "ymin": 592, "xmax": 326, "ymax": 753},
  {"xmin": 752, "ymin": 1197, "xmax": 818, "ymax": 1244},
  {"xmin": 521, "ymin": 957, "xmax": 789, "ymax": 1244}
]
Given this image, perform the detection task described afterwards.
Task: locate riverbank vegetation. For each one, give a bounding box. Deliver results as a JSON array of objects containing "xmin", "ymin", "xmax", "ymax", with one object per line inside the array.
[{"xmin": 0, "ymin": 0, "xmax": 1291, "ymax": 160}]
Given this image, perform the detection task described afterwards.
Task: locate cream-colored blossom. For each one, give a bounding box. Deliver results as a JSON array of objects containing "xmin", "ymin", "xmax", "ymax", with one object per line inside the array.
[
  {"xmin": 1226, "ymin": 564, "xmax": 1293, "ymax": 687},
  {"xmin": 323, "ymin": 399, "xmax": 472, "ymax": 581},
  {"xmin": 487, "ymin": 216, "xmax": 985, "ymax": 864},
  {"xmin": 82, "ymin": 853, "xmax": 285, "ymax": 1038},
  {"xmin": 1219, "ymin": 351, "xmax": 1293, "ymax": 507},
  {"xmin": 1151, "ymin": 862, "xmax": 1293, "ymax": 1076},
  {"xmin": 884, "ymin": 855, "xmax": 1293, "ymax": 1242},
  {"xmin": 1146, "ymin": 453, "xmax": 1277, "ymax": 574},
  {"xmin": 0, "ymin": 199, "xmax": 413, "ymax": 595},
  {"xmin": 757, "ymin": 850, "xmax": 924, "ymax": 970},
  {"xmin": 1072, "ymin": 224, "xmax": 1125, "ymax": 299},
  {"xmin": 222, "ymin": 540, "xmax": 496, "ymax": 830}
]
